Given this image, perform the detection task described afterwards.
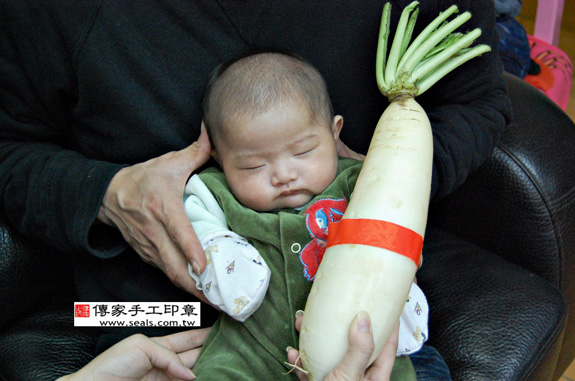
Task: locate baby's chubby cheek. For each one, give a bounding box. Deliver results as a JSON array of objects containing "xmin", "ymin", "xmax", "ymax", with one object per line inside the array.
[{"xmin": 230, "ymin": 183, "xmax": 271, "ymax": 211}]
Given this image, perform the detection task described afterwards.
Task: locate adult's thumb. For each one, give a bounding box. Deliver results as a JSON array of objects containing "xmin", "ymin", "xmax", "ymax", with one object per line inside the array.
[
  {"xmin": 327, "ymin": 311, "xmax": 375, "ymax": 380},
  {"xmin": 182, "ymin": 123, "xmax": 212, "ymax": 169}
]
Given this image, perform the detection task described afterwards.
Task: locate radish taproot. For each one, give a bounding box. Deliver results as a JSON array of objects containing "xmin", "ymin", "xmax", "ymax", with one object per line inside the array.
[{"xmin": 298, "ymin": 2, "xmax": 490, "ymax": 379}]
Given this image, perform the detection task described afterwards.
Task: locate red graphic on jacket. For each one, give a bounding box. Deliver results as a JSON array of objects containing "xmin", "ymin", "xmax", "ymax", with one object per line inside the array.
[{"xmin": 300, "ymin": 198, "xmax": 347, "ymax": 281}]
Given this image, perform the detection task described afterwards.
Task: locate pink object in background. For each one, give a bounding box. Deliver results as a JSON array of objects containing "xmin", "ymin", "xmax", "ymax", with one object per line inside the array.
[
  {"xmin": 525, "ymin": 35, "xmax": 572, "ymax": 110},
  {"xmin": 524, "ymin": 0, "xmax": 572, "ymax": 110}
]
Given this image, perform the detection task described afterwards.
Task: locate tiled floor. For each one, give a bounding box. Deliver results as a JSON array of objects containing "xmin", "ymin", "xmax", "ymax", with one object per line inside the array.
[{"xmin": 518, "ymin": 2, "xmax": 575, "ymax": 379}]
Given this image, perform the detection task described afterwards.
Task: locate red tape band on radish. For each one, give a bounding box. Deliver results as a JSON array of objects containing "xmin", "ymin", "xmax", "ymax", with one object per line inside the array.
[{"xmin": 326, "ymin": 219, "xmax": 422, "ymax": 266}]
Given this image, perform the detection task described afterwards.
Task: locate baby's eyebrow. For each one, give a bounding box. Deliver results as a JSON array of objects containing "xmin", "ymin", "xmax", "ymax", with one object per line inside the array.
[
  {"xmin": 288, "ymin": 133, "xmax": 321, "ymax": 149},
  {"xmin": 234, "ymin": 152, "xmax": 261, "ymax": 161},
  {"xmin": 232, "ymin": 149, "xmax": 272, "ymax": 163},
  {"xmin": 233, "ymin": 132, "xmax": 320, "ymax": 161},
  {"xmin": 293, "ymin": 133, "xmax": 319, "ymax": 144}
]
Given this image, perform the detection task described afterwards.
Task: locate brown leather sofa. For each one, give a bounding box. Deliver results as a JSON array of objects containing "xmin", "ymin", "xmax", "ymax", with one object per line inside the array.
[{"xmin": 1, "ymin": 72, "xmax": 574, "ymax": 380}]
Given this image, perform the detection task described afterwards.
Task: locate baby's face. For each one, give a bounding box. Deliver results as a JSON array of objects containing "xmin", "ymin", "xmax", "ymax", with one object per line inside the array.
[{"xmin": 215, "ymin": 105, "xmax": 342, "ymax": 212}]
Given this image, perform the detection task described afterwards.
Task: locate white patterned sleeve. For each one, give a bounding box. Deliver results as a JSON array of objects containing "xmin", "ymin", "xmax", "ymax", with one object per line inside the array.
[
  {"xmin": 397, "ymin": 282, "xmax": 429, "ymax": 356},
  {"xmin": 183, "ymin": 175, "xmax": 271, "ymax": 322},
  {"xmin": 192, "ymin": 231, "xmax": 271, "ymax": 322}
]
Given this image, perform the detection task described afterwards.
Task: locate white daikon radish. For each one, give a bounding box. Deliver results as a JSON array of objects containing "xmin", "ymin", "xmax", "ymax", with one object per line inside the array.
[{"xmin": 298, "ymin": 2, "xmax": 490, "ymax": 380}]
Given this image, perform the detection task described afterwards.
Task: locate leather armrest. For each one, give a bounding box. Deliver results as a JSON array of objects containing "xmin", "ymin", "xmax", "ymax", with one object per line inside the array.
[
  {"xmin": 0, "ymin": 299, "xmax": 99, "ymax": 380},
  {"xmin": 428, "ymin": 72, "xmax": 575, "ymax": 376},
  {"xmin": 419, "ymin": 227, "xmax": 566, "ymax": 380},
  {"xmin": 0, "ymin": 212, "xmax": 75, "ymax": 328},
  {"xmin": 430, "ymin": 72, "xmax": 575, "ymax": 290}
]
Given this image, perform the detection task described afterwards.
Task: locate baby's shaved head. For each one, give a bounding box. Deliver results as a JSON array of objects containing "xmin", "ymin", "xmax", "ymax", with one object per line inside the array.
[{"xmin": 202, "ymin": 52, "xmax": 334, "ymax": 147}]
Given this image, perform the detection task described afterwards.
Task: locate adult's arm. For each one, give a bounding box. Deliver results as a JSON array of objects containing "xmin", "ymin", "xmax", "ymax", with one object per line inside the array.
[
  {"xmin": 0, "ymin": 2, "xmax": 212, "ymax": 295},
  {"xmin": 0, "ymin": 2, "xmax": 127, "ymax": 257},
  {"xmin": 0, "ymin": 0, "xmax": 511, "ymax": 275}
]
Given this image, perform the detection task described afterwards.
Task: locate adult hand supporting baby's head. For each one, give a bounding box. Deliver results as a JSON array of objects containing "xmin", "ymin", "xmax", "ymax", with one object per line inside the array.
[
  {"xmin": 337, "ymin": 140, "xmax": 366, "ymax": 161},
  {"xmin": 97, "ymin": 126, "xmax": 212, "ymax": 300}
]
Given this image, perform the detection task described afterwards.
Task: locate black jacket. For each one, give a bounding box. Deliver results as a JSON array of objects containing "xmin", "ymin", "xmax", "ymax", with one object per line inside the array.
[{"xmin": 0, "ymin": 0, "xmax": 511, "ymax": 304}]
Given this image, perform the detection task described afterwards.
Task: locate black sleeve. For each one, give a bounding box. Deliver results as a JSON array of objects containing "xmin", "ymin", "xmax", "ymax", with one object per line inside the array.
[
  {"xmin": 284, "ymin": 0, "xmax": 512, "ymax": 200},
  {"xmin": 417, "ymin": 0, "xmax": 513, "ymax": 199},
  {"xmin": 0, "ymin": 2, "xmax": 127, "ymax": 257}
]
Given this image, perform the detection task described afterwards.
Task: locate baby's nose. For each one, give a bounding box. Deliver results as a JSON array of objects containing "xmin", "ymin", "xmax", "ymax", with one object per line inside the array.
[{"xmin": 271, "ymin": 166, "xmax": 298, "ymax": 186}]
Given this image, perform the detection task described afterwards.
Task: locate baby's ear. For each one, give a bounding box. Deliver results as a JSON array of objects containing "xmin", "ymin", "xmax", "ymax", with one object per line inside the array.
[{"xmin": 332, "ymin": 115, "xmax": 344, "ymax": 141}]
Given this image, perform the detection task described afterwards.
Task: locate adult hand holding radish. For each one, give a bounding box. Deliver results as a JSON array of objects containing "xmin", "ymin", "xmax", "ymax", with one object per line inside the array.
[
  {"xmin": 289, "ymin": 312, "xmax": 399, "ymax": 381},
  {"xmin": 298, "ymin": 2, "xmax": 491, "ymax": 380}
]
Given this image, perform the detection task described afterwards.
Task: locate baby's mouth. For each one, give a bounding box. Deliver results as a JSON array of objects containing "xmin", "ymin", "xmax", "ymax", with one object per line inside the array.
[{"xmin": 281, "ymin": 189, "xmax": 301, "ymax": 196}]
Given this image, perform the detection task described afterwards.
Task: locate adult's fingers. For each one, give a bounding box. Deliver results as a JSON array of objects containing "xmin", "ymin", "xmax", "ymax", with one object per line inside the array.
[
  {"xmin": 289, "ymin": 312, "xmax": 377, "ymax": 381},
  {"xmin": 156, "ymin": 212, "xmax": 205, "ymax": 297},
  {"xmin": 295, "ymin": 310, "xmax": 304, "ymax": 332},
  {"xmin": 131, "ymin": 335, "xmax": 196, "ymax": 380},
  {"xmin": 152, "ymin": 327, "xmax": 212, "ymax": 353},
  {"xmin": 161, "ymin": 201, "xmax": 204, "ymax": 279},
  {"xmin": 152, "ymin": 328, "xmax": 213, "ymax": 369},
  {"xmin": 287, "ymin": 346, "xmax": 310, "ymax": 381},
  {"xmin": 365, "ymin": 322, "xmax": 398, "ymax": 381},
  {"xmin": 164, "ymin": 125, "xmax": 212, "ymax": 275},
  {"xmin": 324, "ymin": 311, "xmax": 375, "ymax": 381},
  {"xmin": 177, "ymin": 123, "xmax": 212, "ymax": 176}
]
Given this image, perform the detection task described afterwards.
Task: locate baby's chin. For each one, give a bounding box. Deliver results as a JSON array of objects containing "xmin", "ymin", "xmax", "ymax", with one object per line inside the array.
[{"xmin": 275, "ymin": 193, "xmax": 315, "ymax": 210}]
